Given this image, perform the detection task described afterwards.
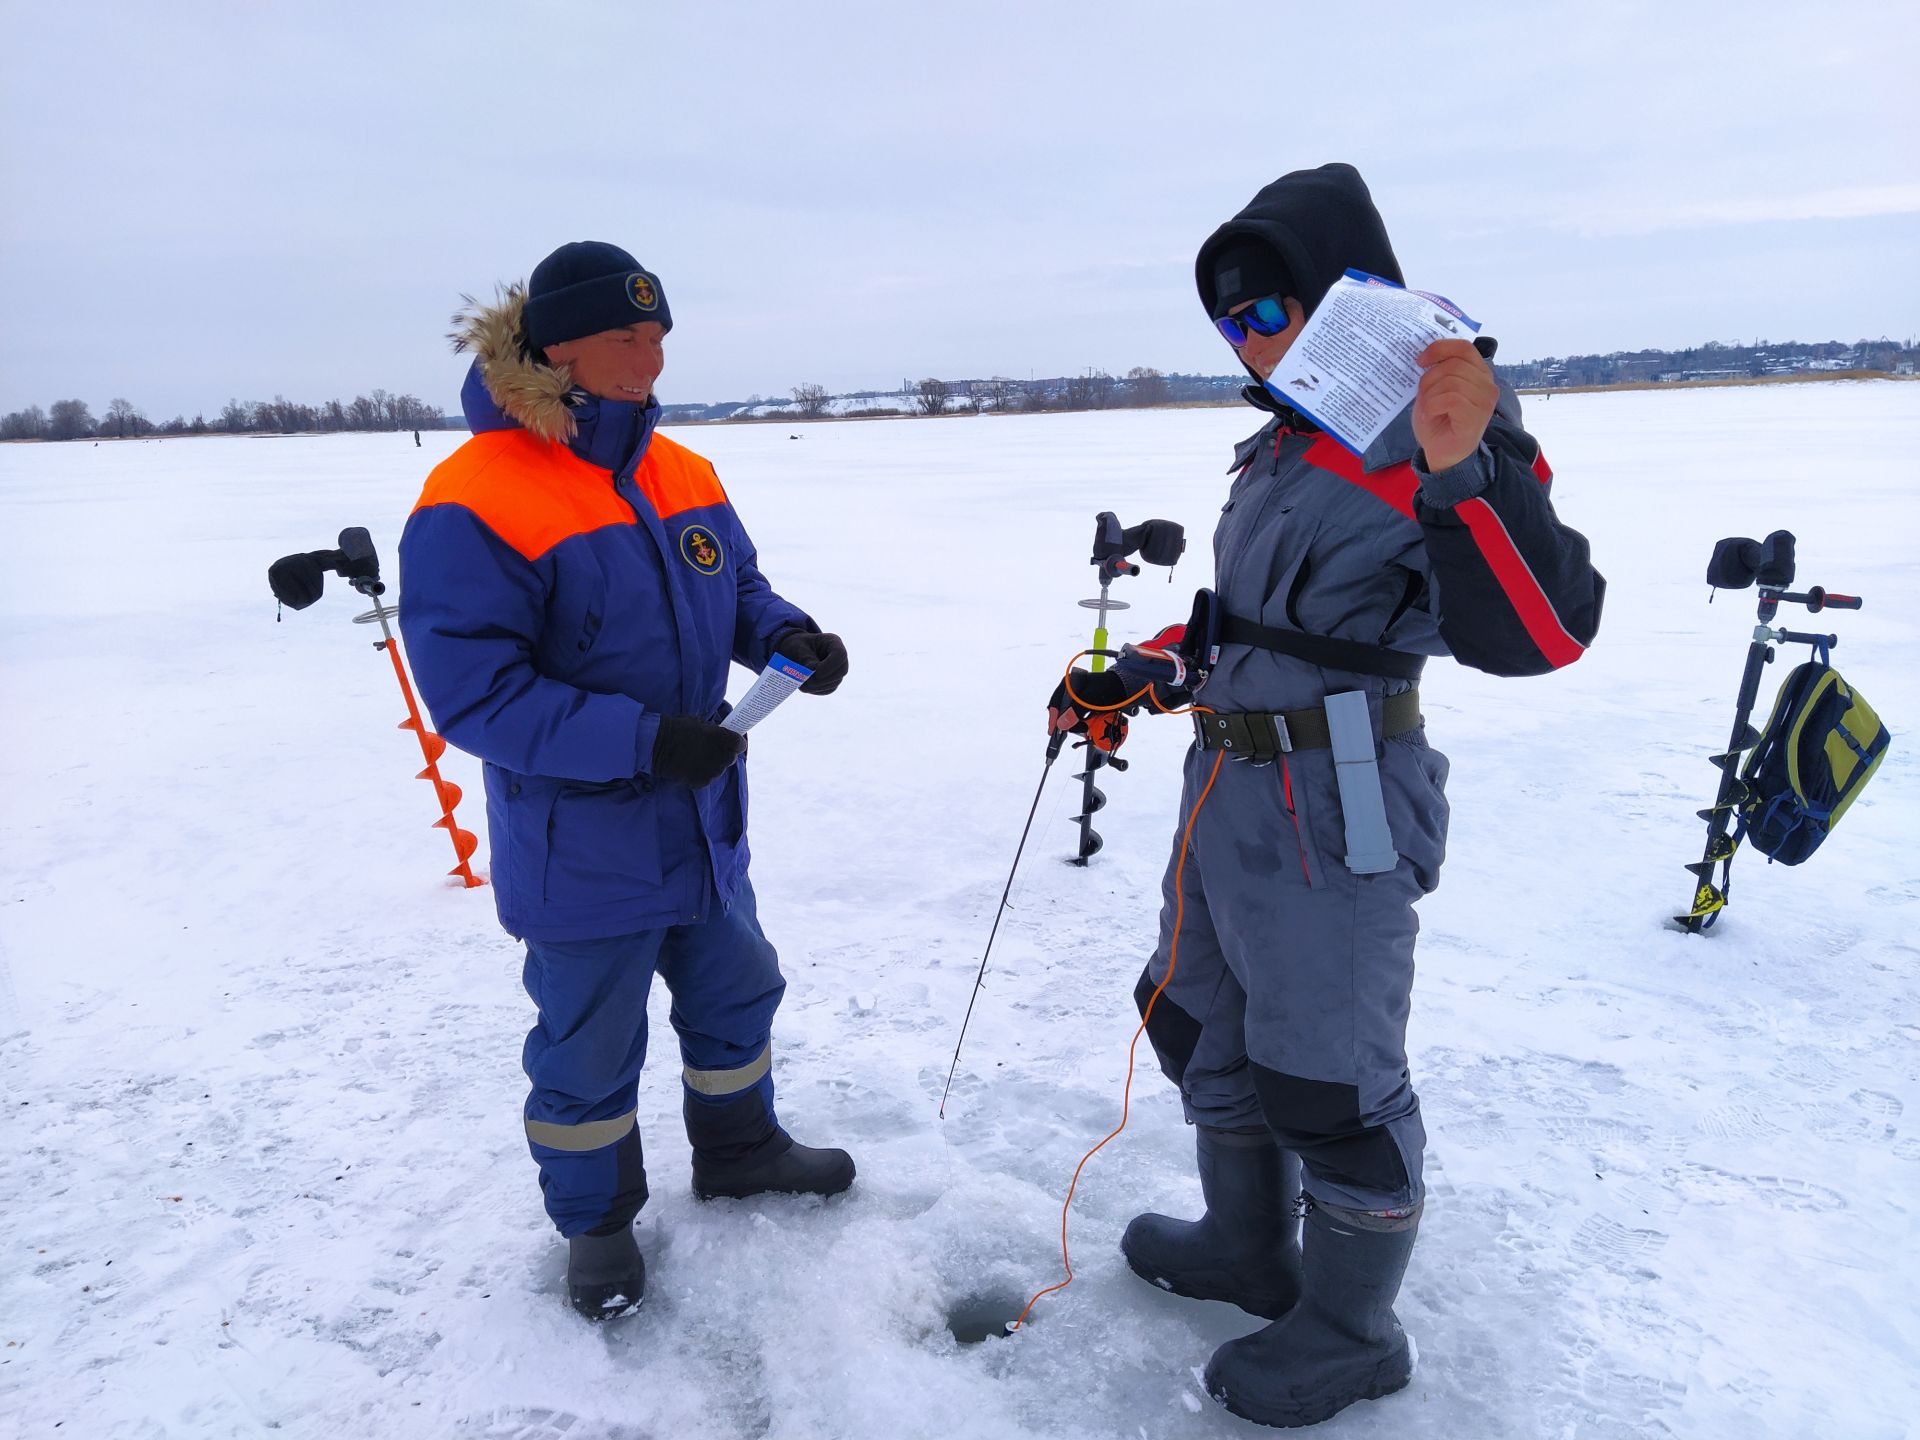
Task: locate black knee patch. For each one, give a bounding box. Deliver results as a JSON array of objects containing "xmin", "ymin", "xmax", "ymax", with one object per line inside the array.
[
  {"xmin": 1251, "ymin": 1065, "xmax": 1410, "ymax": 1198},
  {"xmin": 1136, "ymin": 964, "xmax": 1202, "ymax": 1085}
]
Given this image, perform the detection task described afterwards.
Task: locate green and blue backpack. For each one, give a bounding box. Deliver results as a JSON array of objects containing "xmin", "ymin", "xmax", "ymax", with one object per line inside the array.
[{"xmin": 1737, "ymin": 642, "xmax": 1889, "ymax": 865}]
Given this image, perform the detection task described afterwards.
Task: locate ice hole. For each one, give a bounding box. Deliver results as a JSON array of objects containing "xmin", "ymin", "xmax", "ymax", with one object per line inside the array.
[{"xmin": 945, "ymin": 1291, "xmax": 1025, "ymax": 1344}]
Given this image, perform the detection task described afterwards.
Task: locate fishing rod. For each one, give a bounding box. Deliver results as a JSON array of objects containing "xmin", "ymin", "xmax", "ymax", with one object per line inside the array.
[
  {"xmin": 938, "ymin": 728, "xmax": 1067, "ymax": 1118},
  {"xmin": 939, "ymin": 511, "xmax": 1185, "ymax": 1115}
]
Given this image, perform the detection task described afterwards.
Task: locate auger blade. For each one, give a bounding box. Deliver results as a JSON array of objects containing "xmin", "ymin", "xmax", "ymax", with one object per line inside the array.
[
  {"xmin": 1683, "ymin": 860, "xmax": 1716, "ymax": 879},
  {"xmin": 1072, "ymin": 782, "xmax": 1108, "ymax": 814},
  {"xmin": 381, "ymin": 639, "xmax": 485, "ymax": 888},
  {"xmin": 436, "ymin": 823, "xmax": 479, "ymax": 861},
  {"xmin": 400, "ymin": 722, "xmax": 449, "ymax": 762},
  {"xmin": 421, "ymin": 774, "xmax": 464, "ymax": 810},
  {"xmin": 1674, "ymin": 879, "xmax": 1726, "ymax": 929}
]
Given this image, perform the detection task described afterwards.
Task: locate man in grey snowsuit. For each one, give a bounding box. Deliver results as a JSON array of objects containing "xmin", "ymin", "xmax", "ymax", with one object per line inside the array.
[{"xmin": 1049, "ymin": 163, "xmax": 1604, "ymax": 1428}]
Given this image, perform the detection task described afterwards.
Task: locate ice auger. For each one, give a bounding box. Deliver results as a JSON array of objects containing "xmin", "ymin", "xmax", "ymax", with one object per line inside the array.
[
  {"xmin": 1068, "ymin": 512, "xmax": 1186, "ymax": 864},
  {"xmin": 1676, "ymin": 529, "xmax": 1862, "ymax": 932},
  {"xmin": 268, "ymin": 527, "xmax": 484, "ymax": 889}
]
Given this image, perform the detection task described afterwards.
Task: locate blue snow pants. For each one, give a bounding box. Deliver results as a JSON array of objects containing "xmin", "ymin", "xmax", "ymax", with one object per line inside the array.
[{"xmin": 520, "ymin": 879, "xmax": 787, "ymax": 1236}]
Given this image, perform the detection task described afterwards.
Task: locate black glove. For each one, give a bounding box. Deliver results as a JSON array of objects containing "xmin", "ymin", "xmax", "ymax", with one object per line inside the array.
[
  {"xmin": 1114, "ymin": 628, "xmax": 1194, "ymax": 712},
  {"xmin": 771, "ymin": 627, "xmax": 848, "ymax": 695},
  {"xmin": 650, "ymin": 715, "xmax": 745, "ymax": 789},
  {"xmin": 1047, "ymin": 669, "xmax": 1138, "ymax": 754}
]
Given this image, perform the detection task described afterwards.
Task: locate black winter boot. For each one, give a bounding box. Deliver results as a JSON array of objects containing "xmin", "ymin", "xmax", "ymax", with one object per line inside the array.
[
  {"xmin": 685, "ymin": 1089, "xmax": 855, "ymax": 1200},
  {"xmin": 1121, "ymin": 1125, "xmax": 1303, "ymax": 1318},
  {"xmin": 1202, "ymin": 1200, "xmax": 1419, "ymax": 1429},
  {"xmin": 566, "ymin": 1223, "xmax": 645, "ymax": 1322}
]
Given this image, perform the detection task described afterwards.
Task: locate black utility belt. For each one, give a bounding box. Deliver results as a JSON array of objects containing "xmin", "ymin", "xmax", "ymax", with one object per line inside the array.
[{"xmin": 1193, "ymin": 689, "xmax": 1422, "ymax": 761}]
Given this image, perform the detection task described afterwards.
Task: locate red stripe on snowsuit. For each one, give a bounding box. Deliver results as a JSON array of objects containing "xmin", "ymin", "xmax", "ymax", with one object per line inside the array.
[
  {"xmin": 1304, "ymin": 436, "xmax": 1418, "ymax": 519},
  {"xmin": 1452, "ymin": 495, "xmax": 1587, "ymax": 669}
]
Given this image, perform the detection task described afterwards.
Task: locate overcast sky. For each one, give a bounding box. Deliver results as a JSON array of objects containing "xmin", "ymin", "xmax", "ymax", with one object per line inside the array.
[{"xmin": 4, "ymin": 0, "xmax": 1917, "ymax": 418}]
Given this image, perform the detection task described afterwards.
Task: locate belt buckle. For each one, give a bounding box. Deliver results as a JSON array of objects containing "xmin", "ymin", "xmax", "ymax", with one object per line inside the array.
[
  {"xmin": 1247, "ymin": 712, "xmax": 1291, "ymax": 767},
  {"xmin": 1198, "ymin": 713, "xmax": 1247, "ymax": 757}
]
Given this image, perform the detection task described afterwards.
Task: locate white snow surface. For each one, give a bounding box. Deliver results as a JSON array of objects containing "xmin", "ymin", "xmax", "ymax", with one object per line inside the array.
[{"xmin": 3, "ymin": 384, "xmax": 1917, "ymax": 1439}]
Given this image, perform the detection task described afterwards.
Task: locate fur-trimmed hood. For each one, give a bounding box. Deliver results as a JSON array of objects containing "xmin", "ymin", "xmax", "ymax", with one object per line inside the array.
[{"xmin": 449, "ymin": 286, "xmax": 579, "ymax": 443}]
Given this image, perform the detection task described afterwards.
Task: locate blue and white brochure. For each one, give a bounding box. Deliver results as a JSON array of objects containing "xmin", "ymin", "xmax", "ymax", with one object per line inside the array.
[
  {"xmin": 721, "ymin": 653, "xmax": 815, "ymax": 734},
  {"xmin": 1263, "ymin": 269, "xmax": 1482, "ymax": 456}
]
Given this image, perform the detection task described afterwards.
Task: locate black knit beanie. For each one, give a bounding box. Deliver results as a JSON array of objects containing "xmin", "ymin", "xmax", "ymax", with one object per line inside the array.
[{"xmin": 524, "ymin": 241, "xmax": 672, "ymax": 348}]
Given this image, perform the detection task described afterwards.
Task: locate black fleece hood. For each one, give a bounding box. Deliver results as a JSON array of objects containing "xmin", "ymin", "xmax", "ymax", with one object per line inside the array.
[{"xmin": 1195, "ymin": 163, "xmax": 1402, "ymax": 321}]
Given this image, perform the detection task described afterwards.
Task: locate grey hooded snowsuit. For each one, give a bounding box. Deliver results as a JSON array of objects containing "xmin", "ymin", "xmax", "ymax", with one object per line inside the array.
[{"xmin": 1138, "ymin": 168, "xmax": 1604, "ymax": 1215}]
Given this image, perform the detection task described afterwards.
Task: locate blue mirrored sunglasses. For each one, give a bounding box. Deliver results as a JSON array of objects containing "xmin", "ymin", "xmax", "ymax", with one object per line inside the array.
[{"xmin": 1215, "ymin": 295, "xmax": 1290, "ymax": 347}]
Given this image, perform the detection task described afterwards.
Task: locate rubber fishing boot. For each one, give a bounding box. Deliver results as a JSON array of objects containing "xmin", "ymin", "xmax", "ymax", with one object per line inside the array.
[
  {"xmin": 1121, "ymin": 1125, "xmax": 1303, "ymax": 1319},
  {"xmin": 1203, "ymin": 1200, "xmax": 1420, "ymax": 1429},
  {"xmin": 566, "ymin": 1223, "xmax": 645, "ymax": 1322},
  {"xmin": 686, "ymin": 1089, "xmax": 855, "ymax": 1200}
]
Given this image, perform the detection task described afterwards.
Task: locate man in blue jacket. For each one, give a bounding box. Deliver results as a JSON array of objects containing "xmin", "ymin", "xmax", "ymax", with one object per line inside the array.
[{"xmin": 399, "ymin": 242, "xmax": 853, "ymax": 1322}]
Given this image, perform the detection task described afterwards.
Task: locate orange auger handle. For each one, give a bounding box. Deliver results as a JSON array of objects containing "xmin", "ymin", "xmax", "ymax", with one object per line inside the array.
[{"xmin": 379, "ymin": 633, "xmax": 484, "ymax": 889}]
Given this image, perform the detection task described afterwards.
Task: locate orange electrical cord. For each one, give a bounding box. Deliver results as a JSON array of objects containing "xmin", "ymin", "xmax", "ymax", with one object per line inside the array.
[{"xmin": 1010, "ymin": 656, "xmax": 1222, "ymax": 1331}]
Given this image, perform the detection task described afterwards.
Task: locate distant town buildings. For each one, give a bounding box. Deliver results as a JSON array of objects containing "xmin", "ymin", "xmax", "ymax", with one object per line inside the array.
[{"xmin": 1494, "ymin": 338, "xmax": 1917, "ymax": 390}]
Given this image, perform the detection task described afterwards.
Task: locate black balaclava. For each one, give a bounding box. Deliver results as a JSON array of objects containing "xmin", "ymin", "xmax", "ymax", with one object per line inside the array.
[
  {"xmin": 1209, "ymin": 238, "xmax": 1296, "ymax": 320},
  {"xmin": 1195, "ymin": 163, "xmax": 1404, "ymax": 416},
  {"xmin": 1195, "ymin": 163, "xmax": 1402, "ymax": 323}
]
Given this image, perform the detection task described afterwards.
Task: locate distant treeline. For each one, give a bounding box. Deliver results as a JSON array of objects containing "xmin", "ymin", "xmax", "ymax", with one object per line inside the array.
[
  {"xmin": 1, "ymin": 391, "xmax": 448, "ymax": 441},
  {"xmin": 660, "ymin": 336, "xmax": 1919, "ymax": 424},
  {"xmin": 660, "ymin": 369, "xmax": 1243, "ymax": 423},
  {"xmin": 10, "ymin": 335, "xmax": 1915, "ymax": 442}
]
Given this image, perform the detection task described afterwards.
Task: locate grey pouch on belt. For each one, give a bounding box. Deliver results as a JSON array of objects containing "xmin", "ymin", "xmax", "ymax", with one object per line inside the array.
[{"xmin": 1324, "ymin": 690, "xmax": 1398, "ymax": 875}]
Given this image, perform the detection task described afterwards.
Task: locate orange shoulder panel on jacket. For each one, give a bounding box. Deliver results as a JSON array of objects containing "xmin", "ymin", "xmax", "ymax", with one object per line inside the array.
[
  {"xmin": 411, "ymin": 430, "xmax": 635, "ymax": 561},
  {"xmin": 638, "ymin": 432, "xmax": 728, "ymax": 521}
]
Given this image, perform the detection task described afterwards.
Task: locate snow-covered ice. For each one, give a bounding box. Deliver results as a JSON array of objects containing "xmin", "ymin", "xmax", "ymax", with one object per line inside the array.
[{"xmin": 2, "ymin": 383, "xmax": 1916, "ymax": 1438}]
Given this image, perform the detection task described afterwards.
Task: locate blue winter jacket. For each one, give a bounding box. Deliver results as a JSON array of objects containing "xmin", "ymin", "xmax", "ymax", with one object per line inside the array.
[{"xmin": 398, "ymin": 350, "xmax": 810, "ymax": 941}]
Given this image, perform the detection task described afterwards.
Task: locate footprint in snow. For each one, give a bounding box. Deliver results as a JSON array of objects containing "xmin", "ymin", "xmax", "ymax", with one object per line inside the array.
[
  {"xmin": 1668, "ymin": 1162, "xmax": 1846, "ymax": 1213},
  {"xmin": 463, "ymin": 1411, "xmax": 654, "ymax": 1440},
  {"xmin": 1571, "ymin": 1214, "xmax": 1670, "ymax": 1268},
  {"xmin": 1695, "ymin": 1104, "xmax": 1787, "ymax": 1141},
  {"xmin": 1769, "ymin": 1047, "xmax": 1847, "ymax": 1094},
  {"xmin": 1540, "ymin": 1115, "xmax": 1649, "ymax": 1152},
  {"xmin": 1849, "ymin": 1088, "xmax": 1903, "ymax": 1120}
]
